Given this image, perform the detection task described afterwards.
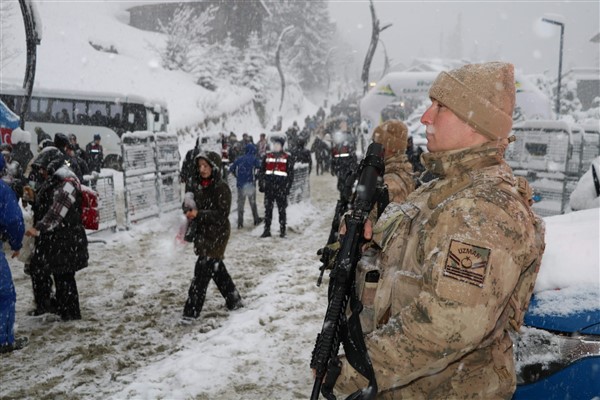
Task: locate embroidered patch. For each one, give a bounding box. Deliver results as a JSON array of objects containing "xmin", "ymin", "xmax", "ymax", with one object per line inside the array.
[{"xmin": 443, "ymin": 239, "xmax": 490, "ymax": 288}]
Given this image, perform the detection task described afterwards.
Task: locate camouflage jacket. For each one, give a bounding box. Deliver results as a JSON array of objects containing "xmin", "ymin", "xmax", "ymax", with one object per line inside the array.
[{"xmin": 335, "ymin": 141, "xmax": 545, "ymax": 399}]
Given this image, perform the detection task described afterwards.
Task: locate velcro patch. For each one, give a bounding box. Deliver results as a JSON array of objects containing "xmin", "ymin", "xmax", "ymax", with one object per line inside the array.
[{"xmin": 443, "ymin": 239, "xmax": 490, "ymax": 288}]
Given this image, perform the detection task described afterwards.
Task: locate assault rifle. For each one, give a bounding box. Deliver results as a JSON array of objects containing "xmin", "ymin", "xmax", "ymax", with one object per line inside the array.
[
  {"xmin": 316, "ymin": 168, "xmax": 357, "ymax": 286},
  {"xmin": 310, "ymin": 142, "xmax": 385, "ymax": 400}
]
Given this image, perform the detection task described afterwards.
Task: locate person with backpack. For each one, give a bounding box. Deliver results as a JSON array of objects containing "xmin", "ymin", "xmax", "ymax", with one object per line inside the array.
[{"xmin": 25, "ymin": 147, "xmax": 89, "ymax": 321}]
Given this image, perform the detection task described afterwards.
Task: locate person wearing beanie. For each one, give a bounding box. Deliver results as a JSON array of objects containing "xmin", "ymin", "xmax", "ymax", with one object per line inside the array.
[
  {"xmin": 181, "ymin": 151, "xmax": 243, "ymax": 323},
  {"xmin": 85, "ymin": 134, "xmax": 104, "ymax": 173},
  {"xmin": 371, "ymin": 119, "xmax": 415, "ymax": 204},
  {"xmin": 330, "ymin": 62, "xmax": 545, "ymax": 399},
  {"xmin": 258, "ymin": 135, "xmax": 294, "ymax": 238}
]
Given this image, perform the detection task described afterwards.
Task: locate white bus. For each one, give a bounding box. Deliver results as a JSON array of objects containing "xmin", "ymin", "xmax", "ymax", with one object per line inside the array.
[{"xmin": 0, "ymin": 85, "xmax": 169, "ymax": 170}]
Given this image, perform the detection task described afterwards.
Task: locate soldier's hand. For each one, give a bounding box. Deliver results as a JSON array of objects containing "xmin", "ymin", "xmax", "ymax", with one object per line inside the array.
[
  {"xmin": 11, "ymin": 251, "xmax": 20, "ymax": 259},
  {"xmin": 338, "ymin": 217, "xmax": 372, "ymax": 240}
]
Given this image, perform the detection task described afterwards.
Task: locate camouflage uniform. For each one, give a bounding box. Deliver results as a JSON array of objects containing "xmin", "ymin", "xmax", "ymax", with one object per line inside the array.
[
  {"xmin": 382, "ymin": 153, "xmax": 415, "ymax": 204},
  {"xmin": 335, "ymin": 141, "xmax": 545, "ymax": 399}
]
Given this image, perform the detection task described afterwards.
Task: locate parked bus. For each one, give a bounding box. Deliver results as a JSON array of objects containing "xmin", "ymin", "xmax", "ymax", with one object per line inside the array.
[{"xmin": 0, "ymin": 85, "xmax": 169, "ymax": 170}]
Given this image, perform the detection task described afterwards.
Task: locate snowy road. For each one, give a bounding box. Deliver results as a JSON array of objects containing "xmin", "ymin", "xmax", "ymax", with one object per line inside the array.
[{"xmin": 2, "ymin": 173, "xmax": 339, "ymax": 400}]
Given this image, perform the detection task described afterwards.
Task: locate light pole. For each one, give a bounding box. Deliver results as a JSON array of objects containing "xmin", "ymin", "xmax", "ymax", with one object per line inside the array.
[{"xmin": 542, "ymin": 17, "xmax": 565, "ymax": 118}]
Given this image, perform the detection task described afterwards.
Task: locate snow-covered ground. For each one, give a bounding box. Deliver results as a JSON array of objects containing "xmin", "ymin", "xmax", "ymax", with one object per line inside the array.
[{"xmin": 3, "ymin": 172, "xmax": 337, "ymax": 399}]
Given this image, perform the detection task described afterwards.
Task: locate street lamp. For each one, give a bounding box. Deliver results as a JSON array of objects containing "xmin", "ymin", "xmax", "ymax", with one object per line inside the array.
[{"xmin": 542, "ymin": 17, "xmax": 565, "ymax": 118}]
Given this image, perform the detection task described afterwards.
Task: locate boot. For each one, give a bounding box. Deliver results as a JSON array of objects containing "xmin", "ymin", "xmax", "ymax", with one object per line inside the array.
[
  {"xmin": 260, "ymin": 230, "xmax": 271, "ymax": 238},
  {"xmin": 280, "ymin": 226, "xmax": 286, "ymax": 238},
  {"xmin": 0, "ymin": 337, "xmax": 29, "ymax": 354}
]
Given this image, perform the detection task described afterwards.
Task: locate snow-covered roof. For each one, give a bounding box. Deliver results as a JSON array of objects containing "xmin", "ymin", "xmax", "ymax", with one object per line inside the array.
[{"xmin": 1, "ymin": 79, "xmax": 167, "ymax": 108}]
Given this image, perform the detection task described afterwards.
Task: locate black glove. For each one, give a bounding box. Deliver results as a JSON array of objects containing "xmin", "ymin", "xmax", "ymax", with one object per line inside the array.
[
  {"xmin": 321, "ymin": 356, "xmax": 342, "ymax": 400},
  {"xmin": 258, "ymin": 180, "xmax": 265, "ymax": 193}
]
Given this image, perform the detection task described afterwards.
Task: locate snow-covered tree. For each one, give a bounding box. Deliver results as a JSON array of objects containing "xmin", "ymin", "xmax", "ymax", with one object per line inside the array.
[
  {"xmin": 157, "ymin": 5, "xmax": 215, "ymax": 72},
  {"xmin": 558, "ymin": 73, "xmax": 583, "ymax": 117},
  {"xmin": 241, "ymin": 32, "xmax": 267, "ymax": 100},
  {"xmin": 210, "ymin": 34, "xmax": 242, "ymax": 85},
  {"xmin": 263, "ymin": 0, "xmax": 335, "ymax": 92}
]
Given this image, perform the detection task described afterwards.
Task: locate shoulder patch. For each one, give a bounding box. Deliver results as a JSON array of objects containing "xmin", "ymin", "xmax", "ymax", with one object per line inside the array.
[{"xmin": 443, "ymin": 239, "xmax": 490, "ymax": 288}]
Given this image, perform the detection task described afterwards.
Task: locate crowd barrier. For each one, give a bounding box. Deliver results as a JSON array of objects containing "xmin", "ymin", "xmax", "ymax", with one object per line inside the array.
[{"xmin": 91, "ymin": 134, "xmax": 312, "ymax": 231}]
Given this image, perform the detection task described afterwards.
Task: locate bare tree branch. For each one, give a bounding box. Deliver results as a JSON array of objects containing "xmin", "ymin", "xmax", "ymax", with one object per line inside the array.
[{"xmin": 361, "ymin": 0, "xmax": 392, "ymax": 94}]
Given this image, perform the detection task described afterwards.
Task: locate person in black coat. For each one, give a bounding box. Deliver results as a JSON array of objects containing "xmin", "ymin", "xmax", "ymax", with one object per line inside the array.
[
  {"xmin": 25, "ymin": 147, "xmax": 88, "ymax": 321},
  {"xmin": 258, "ymin": 136, "xmax": 294, "ymax": 238}
]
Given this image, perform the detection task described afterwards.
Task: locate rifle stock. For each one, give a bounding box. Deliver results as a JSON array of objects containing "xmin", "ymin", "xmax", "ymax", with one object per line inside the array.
[{"xmin": 310, "ymin": 143, "xmax": 384, "ymax": 400}]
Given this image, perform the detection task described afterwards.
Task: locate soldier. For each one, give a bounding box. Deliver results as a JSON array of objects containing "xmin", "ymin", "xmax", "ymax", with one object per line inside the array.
[
  {"xmin": 258, "ymin": 135, "xmax": 294, "ymax": 238},
  {"xmin": 331, "ymin": 62, "xmax": 546, "ymax": 399},
  {"xmin": 331, "ymin": 128, "xmax": 358, "ymax": 197},
  {"xmin": 371, "ymin": 120, "xmax": 415, "ymax": 204}
]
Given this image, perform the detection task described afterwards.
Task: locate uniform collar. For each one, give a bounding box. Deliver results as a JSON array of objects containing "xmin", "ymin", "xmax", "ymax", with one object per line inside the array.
[{"xmin": 421, "ymin": 141, "xmax": 506, "ymax": 178}]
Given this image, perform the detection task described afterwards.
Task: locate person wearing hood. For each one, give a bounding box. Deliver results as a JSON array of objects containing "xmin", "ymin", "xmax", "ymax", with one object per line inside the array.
[
  {"xmin": 0, "ymin": 152, "xmax": 28, "ymax": 353},
  {"xmin": 229, "ymin": 143, "xmax": 262, "ymax": 228},
  {"xmin": 54, "ymin": 133, "xmax": 85, "ymax": 182},
  {"xmin": 181, "ymin": 151, "xmax": 243, "ymax": 322},
  {"xmin": 25, "ymin": 146, "xmax": 89, "ymax": 321}
]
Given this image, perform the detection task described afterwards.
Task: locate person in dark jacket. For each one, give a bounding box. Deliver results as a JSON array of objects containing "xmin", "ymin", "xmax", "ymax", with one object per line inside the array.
[
  {"xmin": 25, "ymin": 147, "xmax": 89, "ymax": 321},
  {"xmin": 181, "ymin": 151, "xmax": 243, "ymax": 322},
  {"xmin": 85, "ymin": 134, "xmax": 104, "ymax": 173},
  {"xmin": 0, "ymin": 153, "xmax": 28, "ymax": 354},
  {"xmin": 180, "ymin": 137, "xmax": 202, "ymax": 193},
  {"xmin": 54, "ymin": 133, "xmax": 86, "ymax": 182},
  {"xmin": 229, "ymin": 143, "xmax": 261, "ymax": 228},
  {"xmin": 291, "ymin": 138, "xmax": 312, "ymax": 174},
  {"xmin": 258, "ymin": 135, "xmax": 294, "ymax": 238}
]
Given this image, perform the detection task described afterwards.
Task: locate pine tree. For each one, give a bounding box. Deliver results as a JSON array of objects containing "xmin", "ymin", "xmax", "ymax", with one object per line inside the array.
[
  {"xmin": 558, "ymin": 73, "xmax": 583, "ymax": 116},
  {"xmin": 241, "ymin": 32, "xmax": 267, "ymax": 101},
  {"xmin": 212, "ymin": 35, "xmax": 242, "ymax": 85},
  {"xmin": 157, "ymin": 5, "xmax": 214, "ymax": 72},
  {"xmin": 263, "ymin": 0, "xmax": 335, "ymax": 91}
]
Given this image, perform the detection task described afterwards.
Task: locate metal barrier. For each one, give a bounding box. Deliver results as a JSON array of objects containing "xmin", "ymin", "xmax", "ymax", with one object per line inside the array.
[
  {"xmin": 121, "ymin": 131, "xmax": 181, "ymax": 228},
  {"xmin": 506, "ymin": 121, "xmax": 590, "ymax": 216},
  {"xmin": 155, "ymin": 133, "xmax": 182, "ymax": 212},
  {"xmin": 289, "ymin": 163, "xmax": 310, "ymax": 204},
  {"xmin": 92, "ymin": 174, "xmax": 118, "ymax": 231}
]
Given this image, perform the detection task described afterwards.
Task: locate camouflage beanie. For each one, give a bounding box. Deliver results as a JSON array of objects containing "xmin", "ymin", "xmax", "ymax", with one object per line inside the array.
[
  {"xmin": 372, "ymin": 119, "xmax": 409, "ymax": 157},
  {"xmin": 428, "ymin": 62, "xmax": 515, "ymax": 140}
]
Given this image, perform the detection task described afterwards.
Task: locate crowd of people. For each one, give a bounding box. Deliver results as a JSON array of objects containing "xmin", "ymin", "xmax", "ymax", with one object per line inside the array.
[
  {"xmin": 1, "ymin": 61, "xmax": 547, "ymax": 400},
  {"xmin": 0, "ymin": 130, "xmax": 105, "ymax": 353}
]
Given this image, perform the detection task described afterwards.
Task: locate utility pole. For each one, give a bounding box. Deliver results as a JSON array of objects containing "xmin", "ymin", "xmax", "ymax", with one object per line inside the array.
[{"xmin": 542, "ymin": 17, "xmax": 565, "ymax": 118}]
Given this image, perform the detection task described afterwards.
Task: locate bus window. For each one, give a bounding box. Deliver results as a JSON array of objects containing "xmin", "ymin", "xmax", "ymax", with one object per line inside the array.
[
  {"xmin": 30, "ymin": 97, "xmax": 50, "ymax": 122},
  {"xmin": 74, "ymin": 101, "xmax": 87, "ymax": 124},
  {"xmin": 51, "ymin": 99, "xmax": 73, "ymax": 123},
  {"xmin": 109, "ymin": 103, "xmax": 123, "ymax": 130},
  {"xmin": 124, "ymin": 103, "xmax": 146, "ymax": 132},
  {"xmin": 88, "ymin": 101, "xmax": 109, "ymax": 125}
]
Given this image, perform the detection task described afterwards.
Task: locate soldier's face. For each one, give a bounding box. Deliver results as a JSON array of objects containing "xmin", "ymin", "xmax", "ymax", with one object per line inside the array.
[{"xmin": 421, "ymin": 99, "xmax": 485, "ymax": 153}]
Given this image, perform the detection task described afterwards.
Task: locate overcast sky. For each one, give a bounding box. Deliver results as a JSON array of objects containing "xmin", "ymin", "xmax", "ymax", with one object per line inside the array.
[{"xmin": 328, "ymin": 0, "xmax": 599, "ymax": 76}]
